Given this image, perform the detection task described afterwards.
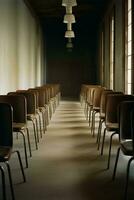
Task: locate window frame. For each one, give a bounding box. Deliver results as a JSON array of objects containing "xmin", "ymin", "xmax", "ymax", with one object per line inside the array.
[{"xmin": 125, "ymin": 0, "xmax": 133, "ymax": 94}]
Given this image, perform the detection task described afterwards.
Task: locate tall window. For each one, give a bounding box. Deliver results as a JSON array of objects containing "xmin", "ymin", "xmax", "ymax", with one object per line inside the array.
[
  {"xmin": 125, "ymin": 0, "xmax": 132, "ymax": 94},
  {"xmin": 110, "ymin": 12, "xmax": 115, "ymax": 90}
]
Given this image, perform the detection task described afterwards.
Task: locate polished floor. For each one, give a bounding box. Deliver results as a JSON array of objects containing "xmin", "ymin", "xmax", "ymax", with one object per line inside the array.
[{"xmin": 1, "ymin": 100, "xmax": 134, "ymax": 200}]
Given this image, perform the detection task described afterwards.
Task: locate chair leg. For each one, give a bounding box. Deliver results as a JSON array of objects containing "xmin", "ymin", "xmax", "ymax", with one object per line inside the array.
[
  {"xmin": 44, "ymin": 108, "xmax": 48, "ymax": 131},
  {"xmin": 26, "ymin": 128, "xmax": 32, "ymax": 157},
  {"xmin": 6, "ymin": 162, "xmax": 15, "ymax": 200},
  {"xmin": 97, "ymin": 119, "xmax": 104, "ymax": 150},
  {"xmin": 37, "ymin": 112, "xmax": 42, "ymax": 138},
  {"xmin": 92, "ymin": 111, "xmax": 97, "ymax": 137},
  {"xmin": 84, "ymin": 102, "xmax": 86, "ymax": 118},
  {"xmin": 124, "ymin": 157, "xmax": 134, "ymax": 200},
  {"xmin": 86, "ymin": 104, "xmax": 88, "ymax": 121},
  {"xmin": 100, "ymin": 127, "xmax": 106, "ymax": 155},
  {"xmin": 13, "ymin": 150, "xmax": 26, "ymax": 183},
  {"xmin": 19, "ymin": 131, "xmax": 28, "ymax": 168},
  {"xmin": 41, "ymin": 111, "xmax": 46, "ymax": 134},
  {"xmin": 35, "ymin": 118, "xmax": 39, "ymax": 143},
  {"xmin": 88, "ymin": 106, "xmax": 92, "ymax": 127},
  {"xmin": 0, "ymin": 166, "xmax": 6, "ymax": 200},
  {"xmin": 112, "ymin": 147, "xmax": 120, "ymax": 180},
  {"xmin": 30, "ymin": 119, "xmax": 38, "ymax": 150},
  {"xmin": 107, "ymin": 132, "xmax": 117, "ymax": 170},
  {"xmin": 91, "ymin": 110, "xmax": 94, "ymax": 135},
  {"xmin": 46, "ymin": 105, "xmax": 50, "ymax": 125},
  {"xmin": 96, "ymin": 118, "xmax": 101, "ymax": 144}
]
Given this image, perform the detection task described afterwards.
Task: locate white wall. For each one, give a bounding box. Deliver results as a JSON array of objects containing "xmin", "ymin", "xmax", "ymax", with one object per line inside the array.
[{"xmin": 0, "ymin": 0, "xmax": 44, "ymax": 94}]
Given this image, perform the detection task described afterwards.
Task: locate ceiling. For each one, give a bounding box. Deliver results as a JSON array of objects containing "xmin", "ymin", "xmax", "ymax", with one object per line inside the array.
[{"xmin": 26, "ymin": 0, "xmax": 108, "ymax": 20}]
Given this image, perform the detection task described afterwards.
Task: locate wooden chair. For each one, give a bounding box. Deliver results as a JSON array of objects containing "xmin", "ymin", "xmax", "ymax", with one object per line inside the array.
[
  {"xmin": 0, "ymin": 103, "xmax": 26, "ymax": 200},
  {"xmin": 96, "ymin": 90, "xmax": 122, "ymax": 150},
  {"xmin": 28, "ymin": 88, "xmax": 46, "ymax": 136},
  {"xmin": 112, "ymin": 101, "xmax": 134, "ymax": 200},
  {"xmin": 100, "ymin": 94, "xmax": 134, "ymax": 169},
  {"xmin": 90, "ymin": 86, "xmax": 105, "ymax": 137},
  {"xmin": 16, "ymin": 91, "xmax": 38, "ymax": 150},
  {"xmin": 0, "ymin": 95, "xmax": 31, "ymax": 168}
]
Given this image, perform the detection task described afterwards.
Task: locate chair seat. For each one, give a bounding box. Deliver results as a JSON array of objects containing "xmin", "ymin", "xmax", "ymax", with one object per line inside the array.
[
  {"xmin": 13, "ymin": 122, "xmax": 27, "ymax": 131},
  {"xmin": 0, "ymin": 146, "xmax": 12, "ymax": 161},
  {"xmin": 121, "ymin": 140, "xmax": 134, "ymax": 156},
  {"xmin": 106, "ymin": 122, "xmax": 119, "ymax": 131}
]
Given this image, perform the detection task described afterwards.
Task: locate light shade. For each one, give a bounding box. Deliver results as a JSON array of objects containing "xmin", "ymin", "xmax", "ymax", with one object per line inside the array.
[
  {"xmin": 63, "ymin": 14, "xmax": 75, "ymax": 23},
  {"xmin": 65, "ymin": 30, "xmax": 75, "ymax": 38},
  {"xmin": 62, "ymin": 0, "xmax": 77, "ymax": 7}
]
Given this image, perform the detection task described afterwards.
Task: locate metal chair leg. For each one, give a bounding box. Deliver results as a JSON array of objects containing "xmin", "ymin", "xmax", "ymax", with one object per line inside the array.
[
  {"xmin": 6, "ymin": 162, "xmax": 15, "ymax": 200},
  {"xmin": 100, "ymin": 127, "xmax": 106, "ymax": 155},
  {"xmin": 112, "ymin": 147, "xmax": 120, "ymax": 180},
  {"xmin": 88, "ymin": 106, "xmax": 92, "ymax": 127},
  {"xmin": 107, "ymin": 132, "xmax": 117, "ymax": 169},
  {"xmin": 96, "ymin": 118, "xmax": 101, "ymax": 144},
  {"xmin": 124, "ymin": 157, "xmax": 134, "ymax": 200},
  {"xmin": 19, "ymin": 131, "xmax": 28, "ymax": 168},
  {"xmin": 35, "ymin": 118, "xmax": 39, "ymax": 143},
  {"xmin": 91, "ymin": 110, "xmax": 94, "ymax": 135},
  {"xmin": 38, "ymin": 112, "xmax": 42, "ymax": 138},
  {"xmin": 13, "ymin": 150, "xmax": 26, "ymax": 183},
  {"xmin": 30, "ymin": 119, "xmax": 38, "ymax": 150},
  {"xmin": 26, "ymin": 128, "xmax": 32, "ymax": 157},
  {"xmin": 92, "ymin": 111, "xmax": 97, "ymax": 137},
  {"xmin": 97, "ymin": 119, "xmax": 104, "ymax": 150},
  {"xmin": 0, "ymin": 166, "xmax": 6, "ymax": 200}
]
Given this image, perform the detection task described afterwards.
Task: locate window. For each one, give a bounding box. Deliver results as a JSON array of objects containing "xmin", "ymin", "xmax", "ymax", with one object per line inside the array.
[
  {"xmin": 110, "ymin": 11, "xmax": 115, "ymax": 90},
  {"xmin": 125, "ymin": 0, "xmax": 132, "ymax": 94}
]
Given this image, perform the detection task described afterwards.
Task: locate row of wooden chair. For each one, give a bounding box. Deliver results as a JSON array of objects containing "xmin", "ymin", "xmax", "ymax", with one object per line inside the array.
[
  {"xmin": 80, "ymin": 84, "xmax": 134, "ymax": 200},
  {"xmin": 0, "ymin": 84, "xmax": 61, "ymax": 200}
]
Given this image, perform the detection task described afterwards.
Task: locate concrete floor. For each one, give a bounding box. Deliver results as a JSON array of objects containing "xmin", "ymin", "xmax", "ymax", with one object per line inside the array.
[{"xmin": 1, "ymin": 100, "xmax": 134, "ymax": 200}]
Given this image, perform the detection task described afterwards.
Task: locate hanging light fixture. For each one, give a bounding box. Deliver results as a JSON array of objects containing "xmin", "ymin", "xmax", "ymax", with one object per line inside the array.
[
  {"xmin": 63, "ymin": 5, "xmax": 76, "ymax": 23},
  {"xmin": 65, "ymin": 30, "xmax": 75, "ymax": 38},
  {"xmin": 62, "ymin": 0, "xmax": 77, "ymax": 7},
  {"xmin": 65, "ymin": 23, "xmax": 75, "ymax": 38},
  {"xmin": 62, "ymin": 0, "xmax": 77, "ymax": 49},
  {"xmin": 63, "ymin": 14, "xmax": 75, "ymax": 23}
]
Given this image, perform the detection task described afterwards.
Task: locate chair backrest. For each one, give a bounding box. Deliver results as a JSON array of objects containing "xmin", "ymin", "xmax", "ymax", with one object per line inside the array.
[
  {"xmin": 100, "ymin": 91, "xmax": 122, "ymax": 117},
  {"xmin": 16, "ymin": 91, "xmax": 36, "ymax": 115},
  {"xmin": 86, "ymin": 85, "xmax": 101, "ymax": 105},
  {"xmin": 119, "ymin": 101, "xmax": 134, "ymax": 142},
  {"xmin": 28, "ymin": 89, "xmax": 39, "ymax": 109},
  {"xmin": 106, "ymin": 94, "xmax": 134, "ymax": 125},
  {"xmin": 0, "ymin": 95, "xmax": 27, "ymax": 123},
  {"xmin": 35, "ymin": 88, "xmax": 46, "ymax": 106},
  {"xmin": 0, "ymin": 103, "xmax": 13, "ymax": 147},
  {"xmin": 92, "ymin": 87, "xmax": 105, "ymax": 109}
]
